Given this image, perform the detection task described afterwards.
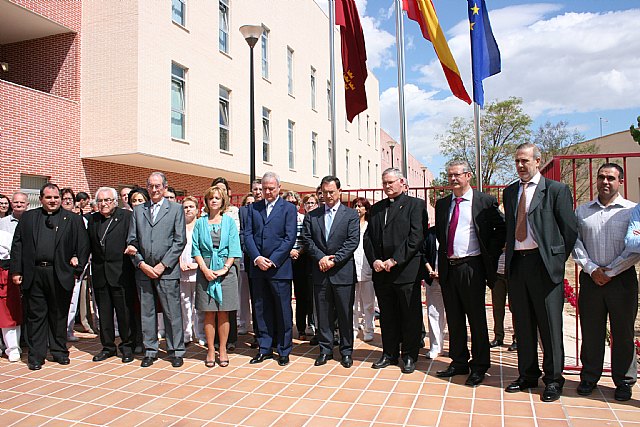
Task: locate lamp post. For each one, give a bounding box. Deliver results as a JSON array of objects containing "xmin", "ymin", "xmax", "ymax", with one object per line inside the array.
[
  {"xmin": 421, "ymin": 166, "xmax": 427, "ymax": 187},
  {"xmin": 388, "ymin": 140, "xmax": 396, "ymax": 169},
  {"xmin": 240, "ymin": 25, "xmax": 263, "ymax": 186}
]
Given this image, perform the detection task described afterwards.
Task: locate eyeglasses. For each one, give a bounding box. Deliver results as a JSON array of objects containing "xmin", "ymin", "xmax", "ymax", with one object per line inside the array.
[
  {"xmin": 447, "ymin": 172, "xmax": 469, "ymax": 178},
  {"xmin": 62, "ymin": 197, "xmax": 74, "ymax": 203},
  {"xmin": 382, "ymin": 179, "xmax": 399, "ymax": 186},
  {"xmin": 96, "ymin": 198, "xmax": 114, "ymax": 204}
]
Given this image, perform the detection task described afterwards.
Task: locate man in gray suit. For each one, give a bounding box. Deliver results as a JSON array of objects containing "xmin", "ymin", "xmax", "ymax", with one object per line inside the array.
[
  {"xmin": 303, "ymin": 176, "xmax": 360, "ymax": 368},
  {"xmin": 503, "ymin": 143, "xmax": 578, "ymax": 402},
  {"xmin": 126, "ymin": 172, "xmax": 186, "ymax": 367}
]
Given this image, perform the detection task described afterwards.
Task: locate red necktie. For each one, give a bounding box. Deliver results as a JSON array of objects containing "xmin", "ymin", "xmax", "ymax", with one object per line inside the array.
[{"xmin": 447, "ymin": 197, "xmax": 462, "ymax": 258}]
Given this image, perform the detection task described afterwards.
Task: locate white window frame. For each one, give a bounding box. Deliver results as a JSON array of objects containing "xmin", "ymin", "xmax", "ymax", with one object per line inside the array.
[
  {"xmin": 310, "ymin": 67, "xmax": 316, "ymax": 110},
  {"xmin": 219, "ymin": 0, "xmax": 229, "ymax": 54},
  {"xmin": 312, "ymin": 132, "xmax": 318, "ymax": 176},
  {"xmin": 172, "ymin": 0, "xmax": 186, "ymax": 27},
  {"xmin": 287, "ymin": 47, "xmax": 294, "ymax": 96},
  {"xmin": 345, "ymin": 149, "xmax": 350, "ymax": 184},
  {"xmin": 171, "ymin": 62, "xmax": 186, "ymax": 140},
  {"xmin": 219, "ymin": 86, "xmax": 230, "ymax": 151},
  {"xmin": 328, "ymin": 140, "xmax": 333, "ymax": 175},
  {"xmin": 288, "ymin": 120, "xmax": 295, "ymax": 170},
  {"xmin": 261, "ymin": 27, "xmax": 269, "ymax": 79},
  {"xmin": 262, "ymin": 107, "xmax": 270, "ymax": 162}
]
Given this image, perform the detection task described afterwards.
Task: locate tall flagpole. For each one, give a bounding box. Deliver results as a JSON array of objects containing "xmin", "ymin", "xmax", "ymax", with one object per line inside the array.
[
  {"xmin": 329, "ymin": 0, "xmax": 337, "ymax": 176},
  {"xmin": 394, "ymin": 0, "xmax": 408, "ymax": 178},
  {"xmin": 474, "ymin": 103, "xmax": 482, "ymax": 192}
]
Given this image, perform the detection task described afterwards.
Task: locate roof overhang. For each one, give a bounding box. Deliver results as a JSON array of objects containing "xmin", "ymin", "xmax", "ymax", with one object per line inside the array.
[{"xmin": 0, "ymin": 0, "xmax": 74, "ymax": 44}]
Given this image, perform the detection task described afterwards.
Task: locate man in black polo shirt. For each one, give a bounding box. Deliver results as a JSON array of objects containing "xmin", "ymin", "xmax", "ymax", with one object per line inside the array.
[{"xmin": 10, "ymin": 183, "xmax": 89, "ymax": 370}]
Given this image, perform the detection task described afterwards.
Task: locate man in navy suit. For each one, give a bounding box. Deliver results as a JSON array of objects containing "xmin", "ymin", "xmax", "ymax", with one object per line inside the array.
[
  {"xmin": 303, "ymin": 176, "xmax": 359, "ymax": 368},
  {"xmin": 243, "ymin": 172, "xmax": 297, "ymax": 366}
]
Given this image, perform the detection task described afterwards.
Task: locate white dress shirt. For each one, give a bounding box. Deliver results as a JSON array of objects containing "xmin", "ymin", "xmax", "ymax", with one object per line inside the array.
[
  {"xmin": 572, "ymin": 194, "xmax": 639, "ymax": 277},
  {"xmin": 266, "ymin": 197, "xmax": 279, "ymax": 217},
  {"xmin": 514, "ymin": 172, "xmax": 541, "ymax": 250},
  {"xmin": 449, "ymin": 187, "xmax": 481, "ymax": 258}
]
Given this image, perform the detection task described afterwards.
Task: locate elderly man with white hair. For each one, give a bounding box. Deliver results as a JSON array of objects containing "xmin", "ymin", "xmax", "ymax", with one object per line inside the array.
[{"xmin": 87, "ymin": 187, "xmax": 137, "ymax": 362}]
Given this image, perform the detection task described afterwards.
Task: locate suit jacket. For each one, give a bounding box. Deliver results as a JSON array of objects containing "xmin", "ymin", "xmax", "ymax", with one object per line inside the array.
[
  {"xmin": 127, "ymin": 199, "xmax": 186, "ymax": 281},
  {"xmin": 87, "ymin": 208, "xmax": 135, "ymax": 289},
  {"xmin": 363, "ymin": 193, "xmax": 428, "ymax": 284},
  {"xmin": 243, "ymin": 197, "xmax": 297, "ymax": 280},
  {"xmin": 435, "ymin": 190, "xmax": 505, "ymax": 288},
  {"xmin": 303, "ymin": 203, "xmax": 359, "ymax": 285},
  {"xmin": 9, "ymin": 208, "xmax": 89, "ymax": 291},
  {"xmin": 504, "ymin": 175, "xmax": 577, "ymax": 285},
  {"xmin": 422, "ymin": 227, "xmax": 437, "ymax": 286}
]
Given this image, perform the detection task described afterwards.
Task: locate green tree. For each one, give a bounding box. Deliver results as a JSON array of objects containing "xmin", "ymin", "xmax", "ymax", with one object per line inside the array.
[
  {"xmin": 631, "ymin": 116, "xmax": 640, "ymax": 145},
  {"xmin": 438, "ymin": 97, "xmax": 532, "ymax": 185}
]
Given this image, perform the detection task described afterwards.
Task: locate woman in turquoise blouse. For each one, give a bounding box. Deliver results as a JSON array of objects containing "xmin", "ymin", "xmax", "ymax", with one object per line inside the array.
[{"xmin": 192, "ymin": 186, "xmax": 242, "ymax": 367}]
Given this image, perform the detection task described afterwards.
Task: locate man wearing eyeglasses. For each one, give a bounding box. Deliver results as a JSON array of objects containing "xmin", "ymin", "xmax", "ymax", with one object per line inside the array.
[
  {"xmin": 10, "ymin": 183, "xmax": 89, "ymax": 370},
  {"xmin": 87, "ymin": 187, "xmax": 136, "ymax": 363},
  {"xmin": 363, "ymin": 168, "xmax": 428, "ymax": 374},
  {"xmin": 126, "ymin": 172, "xmax": 186, "ymax": 368}
]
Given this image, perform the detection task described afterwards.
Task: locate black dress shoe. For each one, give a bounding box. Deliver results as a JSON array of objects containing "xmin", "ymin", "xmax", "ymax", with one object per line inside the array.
[
  {"xmin": 508, "ymin": 341, "xmax": 518, "ymax": 351},
  {"xmin": 436, "ymin": 366, "xmax": 469, "ymax": 378},
  {"xmin": 92, "ymin": 351, "xmax": 116, "ymax": 362},
  {"xmin": 171, "ymin": 357, "xmax": 184, "ymax": 368},
  {"xmin": 140, "ymin": 356, "xmax": 157, "ymax": 367},
  {"xmin": 309, "ymin": 336, "xmax": 319, "ymax": 346},
  {"xmin": 371, "ymin": 355, "xmax": 399, "ymax": 369},
  {"xmin": 614, "ymin": 383, "xmax": 632, "ymax": 402},
  {"xmin": 541, "ymin": 382, "xmax": 562, "ymax": 402},
  {"xmin": 577, "ymin": 380, "xmax": 597, "ymax": 396},
  {"xmin": 278, "ymin": 355, "xmax": 290, "ymax": 366},
  {"xmin": 28, "ymin": 362, "xmax": 43, "ymax": 370},
  {"xmin": 341, "ymin": 355, "xmax": 353, "ymax": 368},
  {"xmin": 250, "ymin": 353, "xmax": 274, "ymax": 364},
  {"xmin": 54, "ymin": 356, "xmax": 70, "ymax": 365},
  {"xmin": 465, "ymin": 372, "xmax": 485, "ymax": 386},
  {"xmin": 489, "ymin": 339, "xmax": 503, "ymax": 348},
  {"xmin": 401, "ymin": 356, "xmax": 416, "ymax": 374},
  {"xmin": 315, "ymin": 353, "xmax": 333, "ymax": 366},
  {"xmin": 505, "ymin": 377, "xmax": 539, "ymax": 393},
  {"xmin": 121, "ymin": 355, "xmax": 134, "ymax": 363},
  {"xmin": 249, "ymin": 340, "xmax": 259, "ymax": 349}
]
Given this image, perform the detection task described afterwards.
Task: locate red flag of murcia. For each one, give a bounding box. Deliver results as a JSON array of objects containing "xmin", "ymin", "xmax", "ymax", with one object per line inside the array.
[{"xmin": 335, "ymin": 0, "xmax": 368, "ymax": 122}]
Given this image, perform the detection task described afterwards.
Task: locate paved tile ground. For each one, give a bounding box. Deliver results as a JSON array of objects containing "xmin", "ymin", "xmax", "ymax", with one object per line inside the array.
[{"xmin": 1, "ymin": 309, "xmax": 639, "ymax": 426}]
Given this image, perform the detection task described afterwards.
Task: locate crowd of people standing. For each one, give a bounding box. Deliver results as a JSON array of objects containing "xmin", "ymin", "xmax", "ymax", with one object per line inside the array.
[{"xmin": 1, "ymin": 142, "xmax": 640, "ymax": 404}]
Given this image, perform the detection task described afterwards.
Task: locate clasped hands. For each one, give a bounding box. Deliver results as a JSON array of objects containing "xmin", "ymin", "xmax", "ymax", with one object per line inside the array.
[
  {"xmin": 318, "ymin": 255, "xmax": 335, "ymax": 272},
  {"xmin": 373, "ymin": 258, "xmax": 397, "ymax": 273},
  {"xmin": 591, "ymin": 267, "xmax": 611, "ymax": 286},
  {"xmin": 255, "ymin": 256, "xmax": 275, "ymax": 271}
]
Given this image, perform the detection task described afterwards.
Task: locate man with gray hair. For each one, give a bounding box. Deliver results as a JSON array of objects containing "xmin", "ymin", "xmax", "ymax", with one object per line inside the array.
[
  {"xmin": 88, "ymin": 187, "xmax": 137, "ymax": 363},
  {"xmin": 364, "ymin": 168, "xmax": 428, "ymax": 374},
  {"xmin": 126, "ymin": 172, "xmax": 186, "ymax": 367},
  {"xmin": 243, "ymin": 172, "xmax": 298, "ymax": 366}
]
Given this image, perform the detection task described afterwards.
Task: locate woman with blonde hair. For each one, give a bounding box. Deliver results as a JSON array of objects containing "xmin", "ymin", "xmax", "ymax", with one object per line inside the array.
[{"xmin": 192, "ymin": 187, "xmax": 242, "ymax": 367}]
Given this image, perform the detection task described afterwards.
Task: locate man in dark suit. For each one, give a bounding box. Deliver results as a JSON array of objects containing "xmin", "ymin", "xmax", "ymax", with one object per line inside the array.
[
  {"xmin": 364, "ymin": 168, "xmax": 428, "ymax": 374},
  {"xmin": 303, "ymin": 176, "xmax": 359, "ymax": 368},
  {"xmin": 243, "ymin": 172, "xmax": 297, "ymax": 366},
  {"xmin": 503, "ymin": 143, "xmax": 578, "ymax": 402},
  {"xmin": 88, "ymin": 187, "xmax": 136, "ymax": 363},
  {"xmin": 10, "ymin": 183, "xmax": 89, "ymax": 370},
  {"xmin": 126, "ymin": 172, "xmax": 186, "ymax": 368},
  {"xmin": 434, "ymin": 161, "xmax": 505, "ymax": 386}
]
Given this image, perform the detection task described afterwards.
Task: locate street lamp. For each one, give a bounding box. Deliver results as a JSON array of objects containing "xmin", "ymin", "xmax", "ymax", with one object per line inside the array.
[
  {"xmin": 240, "ymin": 24, "xmax": 263, "ymax": 186},
  {"xmin": 421, "ymin": 166, "xmax": 428, "ymax": 187},
  {"xmin": 388, "ymin": 140, "xmax": 396, "ymax": 169}
]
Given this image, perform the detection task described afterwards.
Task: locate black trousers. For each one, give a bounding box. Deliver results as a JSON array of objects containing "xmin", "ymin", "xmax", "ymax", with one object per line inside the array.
[
  {"xmin": 374, "ymin": 280, "xmax": 423, "ymax": 360},
  {"xmin": 314, "ymin": 281, "xmax": 354, "ymax": 356},
  {"xmin": 293, "ymin": 255, "xmax": 313, "ymax": 333},
  {"xmin": 579, "ymin": 267, "xmax": 638, "ymax": 386},
  {"xmin": 24, "ymin": 266, "xmax": 72, "ymax": 364},
  {"xmin": 509, "ymin": 250, "xmax": 565, "ymax": 385},
  {"xmin": 441, "ymin": 256, "xmax": 491, "ymax": 373},
  {"xmin": 93, "ymin": 281, "xmax": 136, "ymax": 356}
]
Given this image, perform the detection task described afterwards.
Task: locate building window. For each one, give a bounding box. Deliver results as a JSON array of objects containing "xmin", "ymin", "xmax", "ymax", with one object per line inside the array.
[
  {"xmin": 345, "ymin": 149, "xmax": 350, "ymax": 184},
  {"xmin": 287, "ymin": 47, "xmax": 294, "ymax": 95},
  {"xmin": 219, "ymin": 0, "xmax": 229, "ymax": 53},
  {"xmin": 358, "ymin": 155, "xmax": 362, "ymax": 187},
  {"xmin": 288, "ymin": 120, "xmax": 295, "ymax": 169},
  {"xmin": 367, "ymin": 160, "xmax": 371, "ymax": 187},
  {"xmin": 219, "ymin": 86, "xmax": 230, "ymax": 151},
  {"xmin": 328, "ymin": 140, "xmax": 333, "ymax": 175},
  {"xmin": 374, "ymin": 121, "xmax": 378, "ymax": 149},
  {"xmin": 310, "ymin": 67, "xmax": 316, "ymax": 110},
  {"xmin": 312, "ymin": 132, "xmax": 318, "ymax": 176},
  {"xmin": 172, "ymin": 0, "xmax": 186, "ymax": 26},
  {"xmin": 366, "ymin": 115, "xmax": 370, "ymax": 145},
  {"xmin": 357, "ymin": 115, "xmax": 361, "ymax": 140},
  {"xmin": 20, "ymin": 174, "xmax": 48, "ymax": 207},
  {"xmin": 261, "ymin": 27, "xmax": 269, "ymax": 79},
  {"xmin": 262, "ymin": 107, "xmax": 270, "ymax": 162},
  {"xmin": 171, "ymin": 62, "xmax": 186, "ymax": 140}
]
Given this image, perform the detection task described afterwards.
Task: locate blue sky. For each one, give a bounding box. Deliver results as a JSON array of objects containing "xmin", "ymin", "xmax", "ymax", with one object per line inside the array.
[{"xmin": 316, "ymin": 0, "xmax": 640, "ymax": 175}]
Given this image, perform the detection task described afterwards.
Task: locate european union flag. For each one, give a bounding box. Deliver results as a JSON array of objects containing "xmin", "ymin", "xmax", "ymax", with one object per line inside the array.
[{"xmin": 468, "ymin": 0, "xmax": 501, "ymax": 107}]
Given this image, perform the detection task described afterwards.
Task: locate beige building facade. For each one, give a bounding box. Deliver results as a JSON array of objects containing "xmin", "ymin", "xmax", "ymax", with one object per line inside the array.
[{"xmin": 81, "ymin": 0, "xmax": 381, "ymax": 193}]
